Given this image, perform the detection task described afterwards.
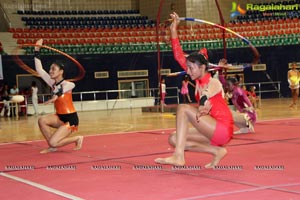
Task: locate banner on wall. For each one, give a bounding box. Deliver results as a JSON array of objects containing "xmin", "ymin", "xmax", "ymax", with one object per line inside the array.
[
  {"xmin": 0, "ymin": 55, "xmax": 3, "ymax": 80},
  {"xmin": 288, "ymin": 62, "xmax": 300, "ymax": 69}
]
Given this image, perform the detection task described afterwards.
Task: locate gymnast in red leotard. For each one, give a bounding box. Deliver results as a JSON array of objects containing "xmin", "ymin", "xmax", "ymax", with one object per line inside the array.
[{"xmin": 155, "ymin": 12, "xmax": 233, "ymax": 168}]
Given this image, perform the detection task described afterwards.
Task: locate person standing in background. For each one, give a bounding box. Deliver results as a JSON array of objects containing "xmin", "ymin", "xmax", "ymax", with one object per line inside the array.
[
  {"xmin": 9, "ymin": 84, "xmax": 19, "ymax": 117},
  {"xmin": 180, "ymin": 75, "xmax": 194, "ymax": 103},
  {"xmin": 31, "ymin": 81, "xmax": 39, "ymax": 115},
  {"xmin": 287, "ymin": 62, "xmax": 299, "ymax": 108},
  {"xmin": 248, "ymin": 86, "xmax": 260, "ymax": 109},
  {"xmin": 160, "ymin": 78, "xmax": 167, "ymax": 106},
  {"xmin": 0, "ymin": 84, "xmax": 10, "ymax": 117}
]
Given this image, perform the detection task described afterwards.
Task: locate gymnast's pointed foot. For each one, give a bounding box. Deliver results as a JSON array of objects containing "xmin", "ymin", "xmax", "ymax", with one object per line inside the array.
[
  {"xmin": 205, "ymin": 147, "xmax": 227, "ymax": 169},
  {"xmin": 40, "ymin": 147, "xmax": 57, "ymax": 154},
  {"xmin": 74, "ymin": 136, "xmax": 83, "ymax": 151},
  {"xmin": 155, "ymin": 154, "xmax": 185, "ymax": 166}
]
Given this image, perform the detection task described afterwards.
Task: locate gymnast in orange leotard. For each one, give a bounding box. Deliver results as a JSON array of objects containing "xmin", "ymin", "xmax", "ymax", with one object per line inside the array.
[
  {"xmin": 34, "ymin": 39, "xmax": 83, "ymax": 154},
  {"xmin": 155, "ymin": 13, "xmax": 233, "ymax": 168}
]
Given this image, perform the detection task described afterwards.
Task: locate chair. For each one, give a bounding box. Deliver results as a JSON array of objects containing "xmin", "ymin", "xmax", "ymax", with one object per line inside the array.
[
  {"xmin": 142, "ymin": 37, "xmax": 151, "ymax": 43},
  {"xmin": 62, "ymin": 39, "xmax": 71, "ymax": 45},
  {"xmin": 47, "ymin": 39, "xmax": 56, "ymax": 45},
  {"xmin": 73, "ymin": 33, "xmax": 80, "ymax": 38},
  {"xmin": 25, "ymin": 39, "xmax": 34, "ymax": 44},
  {"xmin": 81, "ymin": 33, "xmax": 88, "ymax": 38},
  {"xmin": 27, "ymin": 33, "xmax": 34, "ymax": 38},
  {"xmin": 78, "ymin": 46, "xmax": 88, "ymax": 54},
  {"xmin": 107, "ymin": 38, "xmax": 116, "ymax": 44},
  {"xmin": 43, "ymin": 33, "xmax": 50, "ymax": 38},
  {"xmin": 121, "ymin": 37, "xmax": 129, "ymax": 43},
  {"xmin": 51, "ymin": 33, "xmax": 59, "ymax": 38},
  {"xmin": 128, "ymin": 37, "xmax": 137, "ymax": 43},
  {"xmin": 86, "ymin": 38, "xmax": 94, "ymax": 44},
  {"xmin": 58, "ymin": 11, "xmax": 65, "ymax": 15},
  {"xmin": 17, "ymin": 39, "xmax": 25, "ymax": 44},
  {"xmin": 101, "ymin": 32, "xmax": 109, "ymax": 37},
  {"xmin": 84, "ymin": 10, "xmax": 91, "ymax": 15},
  {"xmin": 56, "ymin": 39, "xmax": 64, "ymax": 45},
  {"xmin": 78, "ymin": 39, "xmax": 87, "ymax": 44},
  {"xmin": 15, "ymin": 28, "xmax": 23, "ymax": 33},
  {"xmin": 109, "ymin": 32, "xmax": 117, "ymax": 37},
  {"xmin": 12, "ymin": 33, "xmax": 20, "ymax": 38},
  {"xmin": 94, "ymin": 38, "xmax": 101, "ymax": 44},
  {"xmin": 71, "ymin": 10, "xmax": 77, "ymax": 15},
  {"xmin": 100, "ymin": 38, "xmax": 108, "ymax": 44},
  {"xmin": 71, "ymin": 39, "xmax": 79, "ymax": 45}
]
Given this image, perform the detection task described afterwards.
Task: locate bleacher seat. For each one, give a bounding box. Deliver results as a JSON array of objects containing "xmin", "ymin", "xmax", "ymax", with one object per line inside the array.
[{"xmin": 13, "ymin": 5, "xmax": 300, "ymax": 55}]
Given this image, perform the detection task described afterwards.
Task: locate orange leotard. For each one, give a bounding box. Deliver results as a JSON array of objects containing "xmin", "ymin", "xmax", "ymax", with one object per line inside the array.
[
  {"xmin": 54, "ymin": 92, "xmax": 76, "ymax": 114},
  {"xmin": 35, "ymin": 57, "xmax": 78, "ymax": 131}
]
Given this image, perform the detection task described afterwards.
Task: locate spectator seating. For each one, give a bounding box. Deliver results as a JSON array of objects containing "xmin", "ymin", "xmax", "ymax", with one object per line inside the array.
[
  {"xmin": 17, "ymin": 9, "xmax": 140, "ymax": 15},
  {"xmin": 10, "ymin": 7, "xmax": 300, "ymax": 55},
  {"xmin": 17, "ymin": 9, "xmax": 155, "ymax": 29}
]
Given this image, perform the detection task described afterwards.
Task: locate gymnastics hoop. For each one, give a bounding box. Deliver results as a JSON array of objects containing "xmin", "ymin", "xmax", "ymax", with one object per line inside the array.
[
  {"xmin": 178, "ymin": 17, "xmax": 260, "ymax": 66},
  {"xmin": 165, "ymin": 17, "xmax": 260, "ymax": 77},
  {"xmin": 13, "ymin": 44, "xmax": 86, "ymax": 82}
]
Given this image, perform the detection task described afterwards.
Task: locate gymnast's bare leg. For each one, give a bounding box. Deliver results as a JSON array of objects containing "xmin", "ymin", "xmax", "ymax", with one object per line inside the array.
[
  {"xmin": 155, "ymin": 105, "xmax": 227, "ymax": 168},
  {"xmin": 38, "ymin": 114, "xmax": 83, "ymax": 154}
]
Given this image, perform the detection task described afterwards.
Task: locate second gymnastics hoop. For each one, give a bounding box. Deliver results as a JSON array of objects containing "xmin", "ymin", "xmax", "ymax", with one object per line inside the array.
[
  {"xmin": 165, "ymin": 17, "xmax": 261, "ymax": 77},
  {"xmin": 13, "ymin": 44, "xmax": 86, "ymax": 82},
  {"xmin": 178, "ymin": 17, "xmax": 260, "ymax": 66}
]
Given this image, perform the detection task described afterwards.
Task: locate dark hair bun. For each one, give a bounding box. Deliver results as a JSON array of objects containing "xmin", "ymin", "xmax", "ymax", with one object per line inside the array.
[{"xmin": 227, "ymin": 77, "xmax": 238, "ymax": 84}]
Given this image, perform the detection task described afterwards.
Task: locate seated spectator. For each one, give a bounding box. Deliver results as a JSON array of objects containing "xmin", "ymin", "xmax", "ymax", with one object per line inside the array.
[
  {"xmin": 248, "ymin": 86, "xmax": 260, "ymax": 109},
  {"xmin": 0, "ymin": 84, "xmax": 10, "ymax": 117},
  {"xmin": 10, "ymin": 84, "xmax": 20, "ymax": 117},
  {"xmin": 242, "ymin": 85, "xmax": 249, "ymax": 96}
]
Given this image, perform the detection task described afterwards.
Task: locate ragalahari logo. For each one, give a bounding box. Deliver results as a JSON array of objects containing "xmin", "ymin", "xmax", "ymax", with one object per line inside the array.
[{"xmin": 230, "ymin": 2, "xmax": 246, "ymax": 18}]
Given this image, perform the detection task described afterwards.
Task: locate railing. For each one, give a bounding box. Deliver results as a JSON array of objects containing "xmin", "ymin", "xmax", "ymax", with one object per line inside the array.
[
  {"xmin": 75, "ymin": 87, "xmax": 179, "ymax": 104},
  {"xmin": 4, "ymin": 82, "xmax": 281, "ymax": 116},
  {"xmin": 243, "ymin": 81, "xmax": 281, "ymax": 98},
  {"xmin": 36, "ymin": 87, "xmax": 179, "ymax": 102},
  {"xmin": 242, "ymin": 81, "xmax": 281, "ymax": 108},
  {"xmin": 31, "ymin": 87, "xmax": 180, "ymax": 113}
]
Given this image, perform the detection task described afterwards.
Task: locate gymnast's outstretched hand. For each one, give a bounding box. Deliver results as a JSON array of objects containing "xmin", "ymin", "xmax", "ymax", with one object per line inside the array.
[
  {"xmin": 35, "ymin": 39, "xmax": 43, "ymax": 51},
  {"xmin": 169, "ymin": 12, "xmax": 180, "ymax": 39}
]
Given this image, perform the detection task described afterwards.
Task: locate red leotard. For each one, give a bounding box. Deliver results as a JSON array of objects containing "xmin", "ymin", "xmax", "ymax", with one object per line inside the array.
[{"xmin": 172, "ymin": 38, "xmax": 233, "ymax": 146}]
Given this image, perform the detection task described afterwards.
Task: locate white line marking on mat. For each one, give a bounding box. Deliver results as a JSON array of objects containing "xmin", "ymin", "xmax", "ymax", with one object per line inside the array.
[
  {"xmin": 179, "ymin": 182, "xmax": 300, "ymax": 200},
  {"xmin": 0, "ymin": 172, "xmax": 84, "ymax": 200}
]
